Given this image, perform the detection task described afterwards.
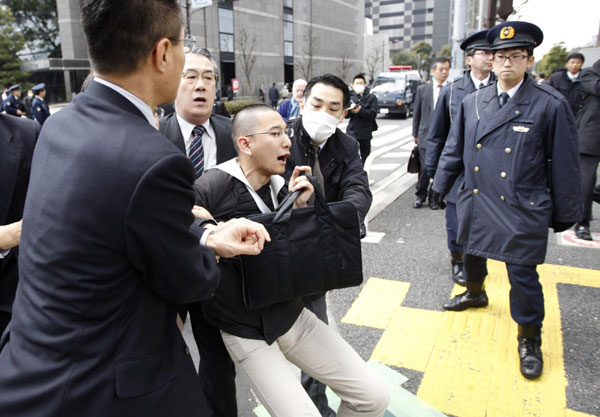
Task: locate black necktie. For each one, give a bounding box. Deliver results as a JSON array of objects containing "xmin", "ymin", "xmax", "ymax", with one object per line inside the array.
[
  {"xmin": 189, "ymin": 125, "xmax": 206, "ymax": 179},
  {"xmin": 498, "ymin": 92, "xmax": 510, "ymax": 108},
  {"xmin": 479, "ymin": 82, "xmax": 485, "ymax": 89}
]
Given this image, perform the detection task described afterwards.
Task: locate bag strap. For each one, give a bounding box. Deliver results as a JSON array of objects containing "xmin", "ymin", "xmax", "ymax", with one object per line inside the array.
[{"xmin": 214, "ymin": 158, "xmax": 285, "ymax": 214}]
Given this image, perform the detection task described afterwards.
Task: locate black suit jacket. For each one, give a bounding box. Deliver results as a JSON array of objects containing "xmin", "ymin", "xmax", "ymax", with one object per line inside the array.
[
  {"xmin": 159, "ymin": 112, "xmax": 236, "ymax": 165},
  {"xmin": 412, "ymin": 82, "xmax": 436, "ymax": 150},
  {"xmin": 0, "ymin": 81, "xmax": 220, "ymax": 417},
  {"xmin": 0, "ymin": 114, "xmax": 39, "ymax": 315}
]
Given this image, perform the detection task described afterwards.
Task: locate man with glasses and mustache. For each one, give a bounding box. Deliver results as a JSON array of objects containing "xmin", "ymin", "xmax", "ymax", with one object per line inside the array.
[
  {"xmin": 426, "ymin": 30, "xmax": 495, "ymax": 287},
  {"xmin": 432, "ymin": 22, "xmax": 581, "ymax": 380},
  {"xmin": 160, "ymin": 47, "xmax": 238, "ymax": 417}
]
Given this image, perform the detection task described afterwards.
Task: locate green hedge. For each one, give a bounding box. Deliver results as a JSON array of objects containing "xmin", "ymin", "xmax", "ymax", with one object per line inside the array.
[{"xmin": 224, "ymin": 100, "xmax": 261, "ymax": 115}]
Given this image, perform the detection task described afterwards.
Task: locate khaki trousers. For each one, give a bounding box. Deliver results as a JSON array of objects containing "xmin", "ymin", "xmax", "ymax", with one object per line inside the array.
[{"xmin": 221, "ymin": 309, "xmax": 390, "ymax": 417}]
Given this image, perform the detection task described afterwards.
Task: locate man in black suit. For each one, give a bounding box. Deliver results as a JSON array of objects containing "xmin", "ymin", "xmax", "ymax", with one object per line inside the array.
[
  {"xmin": 160, "ymin": 47, "xmax": 238, "ymax": 417},
  {"xmin": 412, "ymin": 57, "xmax": 451, "ymax": 209},
  {"xmin": 0, "ymin": 114, "xmax": 39, "ymax": 334},
  {"xmin": 0, "ymin": 2, "xmax": 268, "ymax": 416}
]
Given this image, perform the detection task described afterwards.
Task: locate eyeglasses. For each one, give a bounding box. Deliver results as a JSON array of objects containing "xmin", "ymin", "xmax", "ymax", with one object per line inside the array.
[
  {"xmin": 172, "ymin": 35, "xmax": 196, "ymax": 52},
  {"xmin": 493, "ymin": 53, "xmax": 529, "ymax": 63},
  {"xmin": 473, "ymin": 51, "xmax": 493, "ymax": 57},
  {"xmin": 246, "ymin": 128, "xmax": 287, "ymax": 138}
]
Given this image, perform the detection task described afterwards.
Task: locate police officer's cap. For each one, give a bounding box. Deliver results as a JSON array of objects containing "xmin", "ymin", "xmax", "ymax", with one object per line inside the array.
[
  {"xmin": 8, "ymin": 84, "xmax": 20, "ymax": 92},
  {"xmin": 487, "ymin": 21, "xmax": 543, "ymax": 50},
  {"xmin": 31, "ymin": 83, "xmax": 46, "ymax": 92},
  {"xmin": 460, "ymin": 30, "xmax": 491, "ymax": 52}
]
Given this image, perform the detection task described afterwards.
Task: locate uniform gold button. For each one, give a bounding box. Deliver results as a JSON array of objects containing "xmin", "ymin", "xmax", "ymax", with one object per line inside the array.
[
  {"xmin": 505, "ymin": 148, "xmax": 511, "ymax": 154},
  {"xmin": 474, "ymin": 166, "xmax": 480, "ymax": 172},
  {"xmin": 501, "ymin": 172, "xmax": 507, "ymax": 178},
  {"xmin": 473, "ymin": 189, "xmax": 479, "ymax": 194},
  {"xmin": 500, "ymin": 195, "xmax": 505, "ymax": 200},
  {"xmin": 476, "ymin": 143, "xmax": 482, "ymax": 149},
  {"xmin": 530, "ymin": 201, "xmax": 535, "ymax": 206}
]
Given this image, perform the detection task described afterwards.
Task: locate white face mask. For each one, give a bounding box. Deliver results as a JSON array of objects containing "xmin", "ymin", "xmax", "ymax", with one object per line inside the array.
[
  {"xmin": 302, "ymin": 110, "xmax": 340, "ymax": 144},
  {"xmin": 353, "ymin": 85, "xmax": 365, "ymax": 95}
]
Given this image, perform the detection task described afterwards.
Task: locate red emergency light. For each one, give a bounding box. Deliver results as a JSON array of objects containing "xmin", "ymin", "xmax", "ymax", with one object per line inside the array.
[{"xmin": 389, "ymin": 65, "xmax": 412, "ymax": 71}]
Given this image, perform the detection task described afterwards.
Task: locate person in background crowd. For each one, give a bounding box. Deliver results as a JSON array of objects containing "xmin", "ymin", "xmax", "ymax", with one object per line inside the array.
[
  {"xmin": 195, "ymin": 103, "xmax": 389, "ymax": 417},
  {"xmin": 573, "ymin": 58, "xmax": 600, "ymax": 241},
  {"xmin": 259, "ymin": 84, "xmax": 266, "ymax": 103},
  {"xmin": 31, "ymin": 83, "xmax": 51, "ymax": 126},
  {"xmin": 284, "ymin": 74, "xmax": 373, "ymax": 417},
  {"xmin": 432, "ymin": 21, "xmax": 581, "ymax": 380},
  {"xmin": 269, "ymin": 82, "xmax": 280, "ymax": 109},
  {"xmin": 3, "ymin": 85, "xmax": 25, "ymax": 117},
  {"xmin": 0, "ymin": 1, "xmax": 269, "ymax": 416},
  {"xmin": 278, "ymin": 78, "xmax": 307, "ymax": 121},
  {"xmin": 346, "ymin": 73, "xmax": 379, "ymax": 165},
  {"xmin": 159, "ymin": 46, "xmax": 239, "ymax": 417},
  {"xmin": 0, "ymin": 114, "xmax": 39, "ymax": 334},
  {"xmin": 22, "ymin": 89, "xmax": 34, "ymax": 119},
  {"xmin": 549, "ymin": 52, "xmax": 585, "ymax": 116},
  {"xmin": 412, "ymin": 57, "xmax": 451, "ymax": 210},
  {"xmin": 426, "ymin": 30, "xmax": 495, "ymax": 287}
]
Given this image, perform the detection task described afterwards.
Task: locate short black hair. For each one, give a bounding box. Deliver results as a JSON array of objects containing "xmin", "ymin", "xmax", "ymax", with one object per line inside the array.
[
  {"xmin": 352, "ymin": 73, "xmax": 366, "ymax": 83},
  {"xmin": 304, "ymin": 74, "xmax": 351, "ymax": 109},
  {"xmin": 567, "ymin": 52, "xmax": 584, "ymax": 63},
  {"xmin": 431, "ymin": 57, "xmax": 450, "ymax": 70},
  {"xmin": 81, "ymin": 0, "xmax": 183, "ymax": 75}
]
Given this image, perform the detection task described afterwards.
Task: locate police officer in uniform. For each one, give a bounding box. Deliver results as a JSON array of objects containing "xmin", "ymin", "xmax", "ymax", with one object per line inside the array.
[
  {"xmin": 426, "ymin": 30, "xmax": 495, "ymax": 286},
  {"xmin": 31, "ymin": 83, "xmax": 51, "ymax": 126},
  {"xmin": 432, "ymin": 22, "xmax": 582, "ymax": 379},
  {"xmin": 2, "ymin": 85, "xmax": 25, "ymax": 117}
]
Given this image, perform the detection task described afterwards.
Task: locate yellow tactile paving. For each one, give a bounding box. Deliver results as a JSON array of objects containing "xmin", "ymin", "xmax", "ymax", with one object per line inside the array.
[
  {"xmin": 341, "ymin": 277, "xmax": 409, "ymax": 329},
  {"xmin": 343, "ymin": 260, "xmax": 600, "ymax": 417}
]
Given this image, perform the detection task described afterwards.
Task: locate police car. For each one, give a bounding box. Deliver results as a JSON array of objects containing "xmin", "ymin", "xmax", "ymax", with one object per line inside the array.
[{"xmin": 370, "ymin": 66, "xmax": 423, "ymax": 118}]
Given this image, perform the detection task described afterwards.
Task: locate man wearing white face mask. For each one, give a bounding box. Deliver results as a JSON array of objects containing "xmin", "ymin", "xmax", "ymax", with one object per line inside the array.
[
  {"xmin": 346, "ymin": 73, "xmax": 379, "ymax": 165},
  {"xmin": 284, "ymin": 74, "xmax": 372, "ymax": 417}
]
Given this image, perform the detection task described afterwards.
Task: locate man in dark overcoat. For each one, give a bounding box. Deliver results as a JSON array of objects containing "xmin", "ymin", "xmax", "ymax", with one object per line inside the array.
[
  {"xmin": 0, "ymin": 114, "xmax": 38, "ymax": 334},
  {"xmin": 0, "ymin": 1, "xmax": 268, "ymax": 416},
  {"xmin": 432, "ymin": 22, "xmax": 582, "ymax": 380},
  {"xmin": 426, "ymin": 30, "xmax": 495, "ymax": 286},
  {"xmin": 573, "ymin": 58, "xmax": 600, "ymax": 241}
]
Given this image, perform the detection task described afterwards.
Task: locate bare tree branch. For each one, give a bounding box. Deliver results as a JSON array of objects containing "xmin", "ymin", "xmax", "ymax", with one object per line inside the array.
[
  {"xmin": 365, "ymin": 46, "xmax": 382, "ymax": 83},
  {"xmin": 296, "ymin": 25, "xmax": 317, "ymax": 81},
  {"xmin": 236, "ymin": 28, "xmax": 257, "ymax": 97}
]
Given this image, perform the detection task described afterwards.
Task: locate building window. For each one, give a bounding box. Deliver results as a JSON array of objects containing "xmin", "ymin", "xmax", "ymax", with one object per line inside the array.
[
  {"xmin": 219, "ymin": 8, "xmax": 234, "ymax": 52},
  {"xmin": 283, "ymin": 3, "xmax": 293, "ymax": 58},
  {"xmin": 284, "ymin": 0, "xmax": 293, "ymax": 8}
]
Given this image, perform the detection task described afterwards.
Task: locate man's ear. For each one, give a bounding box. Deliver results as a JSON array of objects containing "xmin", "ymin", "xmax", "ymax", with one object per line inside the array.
[
  {"xmin": 527, "ymin": 55, "xmax": 535, "ymax": 69},
  {"xmin": 299, "ymin": 98, "xmax": 305, "ymax": 114},
  {"xmin": 153, "ymin": 38, "xmax": 171, "ymax": 73},
  {"xmin": 237, "ymin": 136, "xmax": 252, "ymax": 156},
  {"xmin": 342, "ymin": 109, "xmax": 348, "ymax": 119}
]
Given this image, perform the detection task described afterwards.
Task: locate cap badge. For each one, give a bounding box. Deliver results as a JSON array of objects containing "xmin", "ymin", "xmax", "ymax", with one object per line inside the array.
[{"xmin": 500, "ymin": 26, "xmax": 515, "ymax": 40}]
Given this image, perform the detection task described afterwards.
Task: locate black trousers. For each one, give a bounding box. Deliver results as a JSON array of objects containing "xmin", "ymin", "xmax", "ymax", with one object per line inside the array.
[
  {"xmin": 358, "ymin": 139, "xmax": 371, "ymax": 166},
  {"xmin": 579, "ymin": 153, "xmax": 600, "ymax": 227},
  {"xmin": 302, "ymin": 294, "xmax": 336, "ymax": 417},
  {"xmin": 415, "ymin": 145, "xmax": 433, "ymax": 201},
  {"xmin": 188, "ymin": 303, "xmax": 238, "ymax": 417},
  {"xmin": 464, "ymin": 254, "xmax": 544, "ymax": 327}
]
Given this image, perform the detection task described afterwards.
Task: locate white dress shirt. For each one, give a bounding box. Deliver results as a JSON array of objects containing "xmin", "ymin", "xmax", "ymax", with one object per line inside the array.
[
  {"xmin": 471, "ymin": 73, "xmax": 491, "ymax": 89},
  {"xmin": 497, "ymin": 78, "xmax": 524, "ymax": 98},
  {"xmin": 432, "ymin": 80, "xmax": 448, "ymax": 109},
  {"xmin": 176, "ymin": 114, "xmax": 218, "ymax": 170},
  {"xmin": 566, "ymin": 71, "xmax": 580, "ymax": 82}
]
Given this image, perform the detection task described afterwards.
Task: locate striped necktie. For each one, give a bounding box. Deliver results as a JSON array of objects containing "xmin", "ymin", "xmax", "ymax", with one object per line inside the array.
[{"xmin": 189, "ymin": 125, "xmax": 206, "ymax": 179}]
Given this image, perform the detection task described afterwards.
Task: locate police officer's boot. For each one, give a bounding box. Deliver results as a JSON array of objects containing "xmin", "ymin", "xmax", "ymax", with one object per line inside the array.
[
  {"xmin": 450, "ymin": 251, "xmax": 466, "ymax": 286},
  {"xmin": 442, "ymin": 281, "xmax": 488, "ymax": 311},
  {"xmin": 517, "ymin": 325, "xmax": 543, "ymax": 379}
]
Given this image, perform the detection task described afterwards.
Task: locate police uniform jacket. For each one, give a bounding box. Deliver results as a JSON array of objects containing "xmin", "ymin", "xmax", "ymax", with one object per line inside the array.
[
  {"xmin": 346, "ymin": 92, "xmax": 379, "ymax": 141},
  {"xmin": 284, "ymin": 116, "xmax": 372, "ymax": 237},
  {"xmin": 3, "ymin": 94, "xmax": 20, "ymax": 117},
  {"xmin": 426, "ymin": 71, "xmax": 496, "ymax": 203},
  {"xmin": 433, "ymin": 75, "xmax": 582, "ymax": 265},
  {"xmin": 576, "ymin": 59, "xmax": 600, "ymax": 156},
  {"xmin": 31, "ymin": 96, "xmax": 50, "ymax": 126},
  {"xmin": 0, "ymin": 81, "xmax": 220, "ymax": 417},
  {"xmin": 549, "ymin": 70, "xmax": 583, "ymax": 117},
  {"xmin": 193, "ymin": 169, "xmax": 305, "ymax": 344},
  {"xmin": 0, "ymin": 115, "xmax": 39, "ymax": 316}
]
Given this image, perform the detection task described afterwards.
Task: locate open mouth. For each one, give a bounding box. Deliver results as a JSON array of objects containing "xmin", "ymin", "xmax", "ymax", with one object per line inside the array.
[
  {"xmin": 193, "ymin": 97, "xmax": 207, "ymax": 103},
  {"xmin": 277, "ymin": 154, "xmax": 289, "ymax": 163}
]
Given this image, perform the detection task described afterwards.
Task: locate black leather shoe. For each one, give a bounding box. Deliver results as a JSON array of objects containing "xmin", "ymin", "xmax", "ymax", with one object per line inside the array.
[
  {"xmin": 517, "ymin": 326, "xmax": 543, "ymax": 379},
  {"xmin": 443, "ymin": 283, "xmax": 488, "ymax": 311},
  {"xmin": 450, "ymin": 252, "xmax": 466, "ymax": 286},
  {"xmin": 575, "ymin": 224, "xmax": 592, "ymax": 241},
  {"xmin": 413, "ymin": 199, "xmax": 424, "ymax": 209},
  {"xmin": 429, "ymin": 201, "xmax": 440, "ymax": 210}
]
